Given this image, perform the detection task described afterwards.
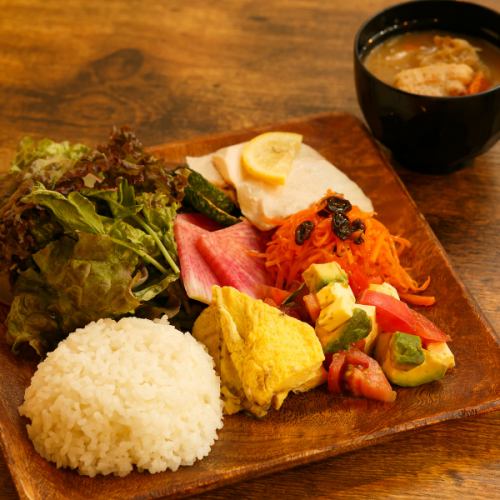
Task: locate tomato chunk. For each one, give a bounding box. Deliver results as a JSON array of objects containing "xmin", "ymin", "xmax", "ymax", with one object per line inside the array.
[
  {"xmin": 359, "ymin": 289, "xmax": 416, "ymax": 334},
  {"xmin": 343, "ymin": 350, "xmax": 396, "ymax": 403},
  {"xmin": 327, "ymin": 348, "xmax": 396, "ymax": 403},
  {"xmin": 327, "ymin": 352, "xmax": 346, "ymax": 393},
  {"xmin": 352, "ymin": 339, "xmax": 366, "ymax": 351},
  {"xmin": 346, "ymin": 348, "xmax": 371, "ymax": 369},
  {"xmin": 303, "ymin": 293, "xmax": 321, "ymax": 323},
  {"xmin": 348, "ymin": 267, "xmax": 370, "ymax": 299},
  {"xmin": 412, "ymin": 310, "xmax": 450, "ymax": 344},
  {"xmin": 258, "ymin": 285, "xmax": 290, "ymax": 305}
]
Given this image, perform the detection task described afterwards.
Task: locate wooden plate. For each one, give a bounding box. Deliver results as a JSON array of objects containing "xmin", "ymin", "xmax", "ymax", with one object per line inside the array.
[{"xmin": 1, "ymin": 113, "xmax": 499, "ymax": 499}]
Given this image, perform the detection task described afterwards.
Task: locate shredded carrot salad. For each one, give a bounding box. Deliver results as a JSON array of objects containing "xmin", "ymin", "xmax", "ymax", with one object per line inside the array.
[{"xmin": 263, "ymin": 194, "xmax": 434, "ymax": 304}]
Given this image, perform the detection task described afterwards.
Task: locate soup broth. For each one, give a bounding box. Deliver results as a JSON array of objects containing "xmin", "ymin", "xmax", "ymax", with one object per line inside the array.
[{"xmin": 364, "ymin": 31, "xmax": 500, "ymax": 97}]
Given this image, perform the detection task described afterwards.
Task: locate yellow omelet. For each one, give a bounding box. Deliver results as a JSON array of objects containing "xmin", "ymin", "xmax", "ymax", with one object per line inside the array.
[{"xmin": 193, "ymin": 286, "xmax": 325, "ymax": 417}]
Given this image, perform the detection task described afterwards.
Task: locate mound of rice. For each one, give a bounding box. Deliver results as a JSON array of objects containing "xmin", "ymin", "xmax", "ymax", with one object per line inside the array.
[{"xmin": 19, "ymin": 316, "xmax": 223, "ymax": 477}]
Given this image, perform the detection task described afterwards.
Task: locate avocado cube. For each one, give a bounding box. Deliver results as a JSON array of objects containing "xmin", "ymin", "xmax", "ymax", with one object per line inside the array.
[
  {"xmin": 375, "ymin": 332, "xmax": 455, "ymax": 387},
  {"xmin": 390, "ymin": 332, "xmax": 425, "ymax": 367},
  {"xmin": 302, "ymin": 262, "xmax": 347, "ymax": 293},
  {"xmin": 355, "ymin": 304, "xmax": 378, "ymax": 354},
  {"xmin": 316, "ymin": 291, "xmax": 355, "ymax": 334},
  {"xmin": 427, "ymin": 342, "xmax": 455, "ymax": 370},
  {"xmin": 368, "ymin": 282, "xmax": 400, "ymax": 300},
  {"xmin": 316, "ymin": 281, "xmax": 355, "ymax": 309},
  {"xmin": 319, "ymin": 307, "xmax": 372, "ymax": 353}
]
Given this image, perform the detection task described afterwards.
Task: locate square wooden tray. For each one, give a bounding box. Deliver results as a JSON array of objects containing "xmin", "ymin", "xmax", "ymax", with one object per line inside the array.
[{"xmin": 1, "ymin": 113, "xmax": 498, "ymax": 499}]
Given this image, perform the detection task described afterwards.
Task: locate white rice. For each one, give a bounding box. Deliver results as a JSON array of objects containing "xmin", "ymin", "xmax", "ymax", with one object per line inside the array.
[{"xmin": 18, "ymin": 316, "xmax": 223, "ymax": 477}]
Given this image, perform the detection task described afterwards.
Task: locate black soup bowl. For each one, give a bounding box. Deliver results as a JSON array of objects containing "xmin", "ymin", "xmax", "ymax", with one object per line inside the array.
[{"xmin": 354, "ymin": 0, "xmax": 500, "ymax": 173}]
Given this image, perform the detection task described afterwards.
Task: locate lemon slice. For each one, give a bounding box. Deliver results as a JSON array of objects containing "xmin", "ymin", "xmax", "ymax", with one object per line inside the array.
[{"xmin": 241, "ymin": 131, "xmax": 302, "ymax": 185}]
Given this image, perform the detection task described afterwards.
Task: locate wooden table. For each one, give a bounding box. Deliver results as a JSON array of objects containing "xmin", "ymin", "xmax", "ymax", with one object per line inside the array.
[{"xmin": 0, "ymin": 0, "xmax": 498, "ymax": 498}]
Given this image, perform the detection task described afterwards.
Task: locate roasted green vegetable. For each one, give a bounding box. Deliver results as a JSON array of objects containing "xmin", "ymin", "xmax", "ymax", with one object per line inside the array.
[
  {"xmin": 180, "ymin": 167, "xmax": 240, "ymax": 226},
  {"xmin": 183, "ymin": 168, "xmax": 237, "ymax": 214}
]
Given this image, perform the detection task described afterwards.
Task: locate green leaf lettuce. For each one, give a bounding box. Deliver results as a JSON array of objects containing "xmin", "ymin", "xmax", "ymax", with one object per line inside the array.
[
  {"xmin": 7, "ymin": 233, "xmax": 141, "ymax": 355},
  {"xmin": 7, "ymin": 181, "xmax": 180, "ymax": 355}
]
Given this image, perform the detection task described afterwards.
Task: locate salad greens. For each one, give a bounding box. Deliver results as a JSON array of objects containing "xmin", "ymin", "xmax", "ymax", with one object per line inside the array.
[
  {"xmin": 0, "ymin": 129, "xmax": 188, "ymax": 355},
  {"xmin": 9, "ymin": 137, "xmax": 90, "ymax": 184},
  {"xmin": 0, "ymin": 127, "xmax": 240, "ymax": 355},
  {"xmin": 7, "ymin": 233, "xmax": 142, "ymax": 354}
]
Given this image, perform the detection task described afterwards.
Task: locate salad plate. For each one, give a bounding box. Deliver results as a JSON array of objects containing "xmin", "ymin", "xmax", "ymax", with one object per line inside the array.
[{"xmin": 0, "ymin": 112, "xmax": 499, "ymax": 499}]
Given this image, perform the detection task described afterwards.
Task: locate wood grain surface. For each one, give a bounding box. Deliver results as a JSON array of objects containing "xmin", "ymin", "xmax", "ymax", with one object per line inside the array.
[{"xmin": 0, "ymin": 0, "xmax": 498, "ymax": 499}]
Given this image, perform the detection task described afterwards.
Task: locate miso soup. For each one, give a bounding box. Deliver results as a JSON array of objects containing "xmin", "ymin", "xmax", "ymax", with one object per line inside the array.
[{"xmin": 364, "ymin": 31, "xmax": 500, "ymax": 97}]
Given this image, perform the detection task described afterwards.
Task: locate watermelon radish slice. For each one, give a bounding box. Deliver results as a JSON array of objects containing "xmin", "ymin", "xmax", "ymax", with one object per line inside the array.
[
  {"xmin": 175, "ymin": 212, "xmax": 221, "ymax": 232},
  {"xmin": 196, "ymin": 220, "xmax": 271, "ymax": 298},
  {"xmin": 174, "ymin": 214, "xmax": 222, "ymax": 304}
]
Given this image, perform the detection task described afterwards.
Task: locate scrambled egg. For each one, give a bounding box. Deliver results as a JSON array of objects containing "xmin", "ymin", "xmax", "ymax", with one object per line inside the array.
[{"xmin": 193, "ymin": 286, "xmax": 325, "ymax": 417}]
